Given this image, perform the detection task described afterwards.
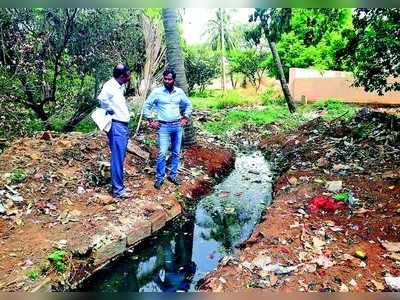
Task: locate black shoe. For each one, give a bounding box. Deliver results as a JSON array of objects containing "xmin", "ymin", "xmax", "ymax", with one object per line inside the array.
[
  {"xmin": 154, "ymin": 180, "xmax": 164, "ymax": 190},
  {"xmin": 167, "ymin": 176, "xmax": 181, "ymax": 186}
]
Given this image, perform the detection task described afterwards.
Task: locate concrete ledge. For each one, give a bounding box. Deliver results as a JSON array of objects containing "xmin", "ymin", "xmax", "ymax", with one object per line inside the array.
[{"xmin": 126, "ymin": 221, "xmax": 152, "ymax": 246}]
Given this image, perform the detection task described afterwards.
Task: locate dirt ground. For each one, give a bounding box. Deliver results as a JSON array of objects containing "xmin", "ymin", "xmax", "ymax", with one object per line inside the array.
[
  {"xmin": 198, "ymin": 109, "xmax": 400, "ymax": 292},
  {"xmin": 0, "ymin": 130, "xmax": 234, "ymax": 291}
]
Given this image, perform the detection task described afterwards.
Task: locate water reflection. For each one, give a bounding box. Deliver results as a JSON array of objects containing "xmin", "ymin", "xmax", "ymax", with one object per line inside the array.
[{"xmin": 81, "ymin": 151, "xmax": 272, "ymax": 292}]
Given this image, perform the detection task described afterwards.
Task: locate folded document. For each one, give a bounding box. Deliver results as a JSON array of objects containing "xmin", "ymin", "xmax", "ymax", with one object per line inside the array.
[{"xmin": 91, "ymin": 108, "xmax": 112, "ymax": 132}]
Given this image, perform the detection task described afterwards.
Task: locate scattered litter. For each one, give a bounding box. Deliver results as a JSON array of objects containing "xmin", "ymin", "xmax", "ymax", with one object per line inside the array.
[
  {"xmin": 309, "ymin": 195, "xmax": 344, "ymax": 213},
  {"xmin": 371, "ymin": 280, "xmax": 385, "ymax": 291},
  {"xmin": 339, "ymin": 283, "xmax": 349, "ymax": 292},
  {"xmin": 263, "ymin": 263, "xmax": 298, "ymax": 275},
  {"xmin": 380, "ymin": 240, "xmax": 400, "ymax": 253},
  {"xmin": 385, "ymin": 276, "xmax": 400, "ymax": 291},
  {"xmin": 252, "ymin": 254, "xmax": 272, "ymax": 269},
  {"xmin": 354, "ymin": 250, "xmax": 367, "ymax": 260},
  {"xmin": 325, "ymin": 181, "xmax": 343, "ymax": 193},
  {"xmin": 313, "ymin": 255, "xmax": 334, "ymax": 269},
  {"xmin": 349, "ymin": 279, "xmax": 357, "ymax": 287}
]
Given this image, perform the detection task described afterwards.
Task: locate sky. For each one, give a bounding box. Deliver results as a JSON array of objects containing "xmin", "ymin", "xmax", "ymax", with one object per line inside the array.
[{"xmin": 182, "ymin": 8, "xmax": 254, "ymax": 45}]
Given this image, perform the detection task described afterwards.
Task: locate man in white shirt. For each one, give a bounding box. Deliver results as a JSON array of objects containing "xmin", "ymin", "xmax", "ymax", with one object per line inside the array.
[{"xmin": 97, "ymin": 64, "xmax": 132, "ymax": 199}]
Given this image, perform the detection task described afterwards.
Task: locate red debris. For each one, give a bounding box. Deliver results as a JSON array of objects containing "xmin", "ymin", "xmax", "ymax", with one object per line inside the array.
[{"xmin": 308, "ymin": 195, "xmax": 344, "ymax": 213}]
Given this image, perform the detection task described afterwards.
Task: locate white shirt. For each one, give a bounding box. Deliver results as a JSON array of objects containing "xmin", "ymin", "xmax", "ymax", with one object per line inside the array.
[{"xmin": 97, "ymin": 78, "xmax": 130, "ymax": 123}]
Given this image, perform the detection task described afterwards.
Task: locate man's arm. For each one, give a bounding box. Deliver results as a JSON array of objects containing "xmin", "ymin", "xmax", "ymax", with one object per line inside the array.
[
  {"xmin": 180, "ymin": 92, "xmax": 192, "ymax": 118},
  {"xmin": 143, "ymin": 91, "xmax": 160, "ymax": 128}
]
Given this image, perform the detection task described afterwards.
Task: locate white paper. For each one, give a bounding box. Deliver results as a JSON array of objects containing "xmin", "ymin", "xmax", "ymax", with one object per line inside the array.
[{"xmin": 91, "ymin": 108, "xmax": 112, "ymax": 132}]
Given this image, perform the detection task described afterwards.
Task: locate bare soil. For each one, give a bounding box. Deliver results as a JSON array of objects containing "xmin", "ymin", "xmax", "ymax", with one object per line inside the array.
[{"xmin": 198, "ymin": 110, "xmax": 400, "ymax": 292}]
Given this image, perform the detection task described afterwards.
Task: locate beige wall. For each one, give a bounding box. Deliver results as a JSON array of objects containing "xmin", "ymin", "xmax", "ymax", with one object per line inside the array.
[{"xmin": 289, "ymin": 68, "xmax": 400, "ymax": 105}]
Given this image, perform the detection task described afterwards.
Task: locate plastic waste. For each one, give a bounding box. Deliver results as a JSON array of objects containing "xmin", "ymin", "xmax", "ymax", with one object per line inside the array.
[{"xmin": 309, "ymin": 195, "xmax": 344, "ymax": 213}]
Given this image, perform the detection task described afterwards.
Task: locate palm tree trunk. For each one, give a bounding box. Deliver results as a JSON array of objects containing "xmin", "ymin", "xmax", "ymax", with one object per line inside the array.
[
  {"xmin": 267, "ymin": 38, "xmax": 296, "ymax": 113},
  {"xmin": 162, "ymin": 8, "xmax": 196, "ymax": 146},
  {"xmin": 220, "ymin": 8, "xmax": 226, "ymax": 93}
]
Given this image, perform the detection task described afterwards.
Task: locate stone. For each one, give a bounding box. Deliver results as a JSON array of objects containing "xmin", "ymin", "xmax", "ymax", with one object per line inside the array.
[{"xmin": 127, "ymin": 140, "xmax": 150, "ymax": 160}]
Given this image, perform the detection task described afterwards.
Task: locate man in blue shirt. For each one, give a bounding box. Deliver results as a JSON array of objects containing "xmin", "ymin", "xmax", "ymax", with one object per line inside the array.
[{"xmin": 143, "ymin": 69, "xmax": 192, "ymax": 189}]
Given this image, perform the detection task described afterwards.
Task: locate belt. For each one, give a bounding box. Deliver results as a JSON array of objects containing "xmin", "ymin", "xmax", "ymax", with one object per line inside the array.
[
  {"xmin": 112, "ymin": 119, "xmax": 129, "ymax": 126},
  {"xmin": 158, "ymin": 120, "xmax": 180, "ymax": 124}
]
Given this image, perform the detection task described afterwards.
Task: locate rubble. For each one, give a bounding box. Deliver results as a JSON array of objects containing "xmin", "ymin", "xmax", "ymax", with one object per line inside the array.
[
  {"xmin": 199, "ymin": 109, "xmax": 400, "ymax": 292},
  {"xmin": 0, "ymin": 130, "xmax": 235, "ymax": 291}
]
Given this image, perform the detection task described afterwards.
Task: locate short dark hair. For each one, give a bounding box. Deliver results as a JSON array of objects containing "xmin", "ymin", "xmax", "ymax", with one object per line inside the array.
[
  {"xmin": 113, "ymin": 64, "xmax": 130, "ymax": 78},
  {"xmin": 163, "ymin": 68, "xmax": 176, "ymax": 79}
]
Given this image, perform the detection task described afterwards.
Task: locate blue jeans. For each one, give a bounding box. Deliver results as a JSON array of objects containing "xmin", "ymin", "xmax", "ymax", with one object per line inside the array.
[
  {"xmin": 107, "ymin": 121, "xmax": 129, "ymax": 196},
  {"xmin": 156, "ymin": 123, "xmax": 183, "ymax": 182}
]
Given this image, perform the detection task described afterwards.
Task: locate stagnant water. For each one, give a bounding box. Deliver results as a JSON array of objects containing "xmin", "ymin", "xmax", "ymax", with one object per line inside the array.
[{"xmin": 80, "ymin": 151, "xmax": 272, "ymax": 292}]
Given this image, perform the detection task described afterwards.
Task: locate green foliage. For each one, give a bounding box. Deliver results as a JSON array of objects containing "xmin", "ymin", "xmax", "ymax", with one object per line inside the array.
[
  {"xmin": 205, "ymin": 9, "xmax": 237, "ymax": 51},
  {"xmin": 311, "ymin": 99, "xmax": 356, "ymax": 120},
  {"xmin": 47, "ymin": 250, "xmax": 66, "ymax": 273},
  {"xmin": 352, "ymin": 121, "xmax": 376, "ymax": 140},
  {"xmin": 258, "ymin": 9, "xmax": 353, "ymax": 79},
  {"xmin": 190, "ymin": 89, "xmax": 216, "ymax": 98},
  {"xmin": 0, "ymin": 8, "xmax": 145, "ymax": 138},
  {"xmin": 10, "ymin": 169, "xmax": 28, "ymax": 184},
  {"xmin": 339, "ymin": 8, "xmax": 400, "ymax": 94},
  {"xmin": 191, "ymin": 89, "xmax": 258, "ymax": 110},
  {"xmin": 260, "ymin": 86, "xmax": 284, "ymax": 105},
  {"xmin": 199, "ymin": 90, "xmax": 356, "ymax": 136},
  {"xmin": 204, "ymin": 106, "xmax": 288, "ymax": 135},
  {"xmin": 27, "ymin": 269, "xmax": 40, "ymax": 280},
  {"xmin": 227, "ymin": 49, "xmax": 269, "ymax": 90},
  {"xmin": 184, "ymin": 46, "xmax": 220, "ymax": 95}
]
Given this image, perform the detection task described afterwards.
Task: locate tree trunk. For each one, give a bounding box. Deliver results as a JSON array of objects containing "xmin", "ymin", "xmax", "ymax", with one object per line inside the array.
[
  {"xmin": 162, "ymin": 8, "xmax": 196, "ymax": 146},
  {"xmin": 220, "ymin": 8, "xmax": 226, "ymax": 93},
  {"xmin": 267, "ymin": 38, "xmax": 296, "ymax": 113},
  {"xmin": 62, "ymin": 98, "xmax": 97, "ymax": 132}
]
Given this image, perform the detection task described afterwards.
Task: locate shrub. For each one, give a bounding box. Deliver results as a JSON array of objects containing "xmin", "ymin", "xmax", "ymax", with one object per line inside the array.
[
  {"xmin": 10, "ymin": 169, "xmax": 27, "ymax": 184},
  {"xmin": 48, "ymin": 250, "xmax": 66, "ymax": 274}
]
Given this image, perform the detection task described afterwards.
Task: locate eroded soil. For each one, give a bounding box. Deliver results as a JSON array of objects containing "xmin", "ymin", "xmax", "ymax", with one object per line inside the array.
[
  {"xmin": 0, "ymin": 130, "xmax": 234, "ymax": 291},
  {"xmin": 199, "ymin": 109, "xmax": 400, "ymax": 292}
]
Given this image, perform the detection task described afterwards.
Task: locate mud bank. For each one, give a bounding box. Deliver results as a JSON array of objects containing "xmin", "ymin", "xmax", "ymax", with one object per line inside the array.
[
  {"xmin": 199, "ymin": 110, "xmax": 400, "ymax": 292},
  {"xmin": 0, "ymin": 132, "xmax": 234, "ymax": 291}
]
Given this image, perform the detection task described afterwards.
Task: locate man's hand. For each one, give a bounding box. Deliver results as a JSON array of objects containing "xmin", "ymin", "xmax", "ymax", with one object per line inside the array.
[
  {"xmin": 180, "ymin": 117, "xmax": 189, "ymax": 126},
  {"xmin": 147, "ymin": 119, "xmax": 160, "ymax": 129}
]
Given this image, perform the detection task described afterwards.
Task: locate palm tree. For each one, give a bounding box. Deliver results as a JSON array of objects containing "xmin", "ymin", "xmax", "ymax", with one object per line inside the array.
[
  {"xmin": 162, "ymin": 8, "xmax": 196, "ymax": 146},
  {"xmin": 205, "ymin": 8, "xmax": 237, "ymax": 92}
]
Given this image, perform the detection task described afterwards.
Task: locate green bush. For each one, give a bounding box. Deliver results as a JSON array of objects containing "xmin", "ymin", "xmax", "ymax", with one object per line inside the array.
[
  {"xmin": 48, "ymin": 250, "xmax": 66, "ymax": 274},
  {"xmin": 190, "ymin": 89, "xmax": 216, "ymax": 98},
  {"xmin": 27, "ymin": 269, "xmax": 40, "ymax": 280},
  {"xmin": 260, "ymin": 86, "xmax": 285, "ymax": 106}
]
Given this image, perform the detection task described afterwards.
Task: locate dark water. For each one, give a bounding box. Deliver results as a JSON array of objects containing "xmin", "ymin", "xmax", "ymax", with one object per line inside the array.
[{"xmin": 80, "ymin": 151, "xmax": 272, "ymax": 292}]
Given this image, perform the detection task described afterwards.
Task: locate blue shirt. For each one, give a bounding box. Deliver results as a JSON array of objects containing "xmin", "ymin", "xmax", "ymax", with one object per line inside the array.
[{"xmin": 143, "ymin": 86, "xmax": 192, "ymax": 122}]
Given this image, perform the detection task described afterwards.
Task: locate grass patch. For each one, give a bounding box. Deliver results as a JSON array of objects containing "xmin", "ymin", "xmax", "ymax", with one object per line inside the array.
[
  {"xmin": 203, "ymin": 105, "xmax": 289, "ymax": 135},
  {"xmin": 310, "ymin": 99, "xmax": 356, "ymax": 121},
  {"xmin": 201, "ymin": 97, "xmax": 357, "ymax": 136},
  {"xmin": 191, "ymin": 89, "xmax": 259, "ymax": 110}
]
